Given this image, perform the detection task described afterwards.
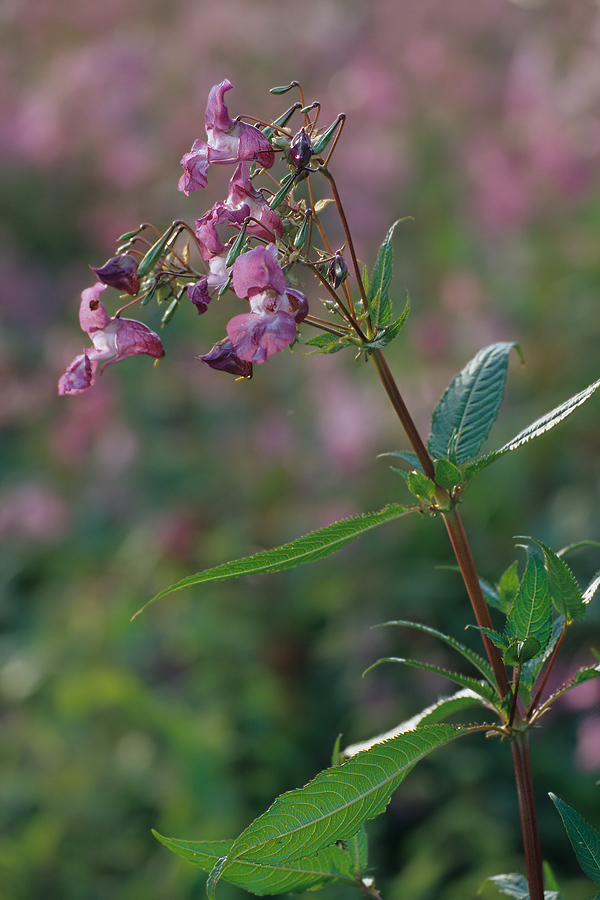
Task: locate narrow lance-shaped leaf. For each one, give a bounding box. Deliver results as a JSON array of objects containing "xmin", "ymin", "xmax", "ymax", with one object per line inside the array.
[
  {"xmin": 367, "ymin": 657, "xmax": 498, "ymax": 705},
  {"xmin": 134, "ymin": 503, "xmax": 418, "ymax": 616},
  {"xmin": 208, "ymin": 724, "xmax": 487, "ymax": 898},
  {"xmin": 462, "ymin": 376, "xmax": 600, "ymax": 482},
  {"xmin": 343, "ymin": 690, "xmax": 491, "ymax": 758},
  {"xmin": 367, "ymin": 219, "xmax": 404, "ymax": 330},
  {"xmin": 506, "ymin": 547, "xmax": 552, "ymax": 651},
  {"xmin": 378, "ymin": 619, "xmax": 496, "ymax": 685},
  {"xmin": 428, "ymin": 342, "xmax": 520, "ymax": 464},
  {"xmin": 550, "ymin": 794, "xmax": 600, "ymax": 886}
]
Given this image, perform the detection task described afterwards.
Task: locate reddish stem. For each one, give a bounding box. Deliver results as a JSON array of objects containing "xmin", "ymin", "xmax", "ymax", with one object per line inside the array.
[{"xmin": 511, "ymin": 734, "xmax": 545, "ymax": 900}]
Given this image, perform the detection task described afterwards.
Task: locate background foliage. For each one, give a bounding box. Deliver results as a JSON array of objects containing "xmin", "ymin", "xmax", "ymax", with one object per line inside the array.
[{"xmin": 1, "ymin": 2, "xmax": 600, "ymax": 898}]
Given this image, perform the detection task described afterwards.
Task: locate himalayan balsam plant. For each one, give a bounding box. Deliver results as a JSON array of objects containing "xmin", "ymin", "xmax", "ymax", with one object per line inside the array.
[{"xmin": 59, "ymin": 79, "xmax": 600, "ymax": 900}]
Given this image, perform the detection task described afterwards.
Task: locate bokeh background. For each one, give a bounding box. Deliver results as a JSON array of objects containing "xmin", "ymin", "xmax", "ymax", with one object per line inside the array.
[{"xmin": 2, "ymin": 1, "xmax": 600, "ymax": 898}]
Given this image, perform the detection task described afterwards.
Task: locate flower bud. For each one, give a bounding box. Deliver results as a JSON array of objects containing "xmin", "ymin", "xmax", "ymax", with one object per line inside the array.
[
  {"xmin": 91, "ymin": 254, "xmax": 140, "ymax": 296},
  {"xmin": 289, "ymin": 128, "xmax": 312, "ymax": 171},
  {"xmin": 327, "ymin": 253, "xmax": 348, "ymax": 289}
]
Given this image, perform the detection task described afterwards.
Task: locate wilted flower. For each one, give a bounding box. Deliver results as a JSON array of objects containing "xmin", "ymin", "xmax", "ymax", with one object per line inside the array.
[
  {"xmin": 58, "ymin": 283, "xmax": 164, "ymax": 395},
  {"xmin": 199, "ymin": 338, "xmax": 252, "ymax": 378},
  {"xmin": 91, "ymin": 254, "xmax": 140, "ymax": 296},
  {"xmin": 187, "ymin": 278, "xmax": 212, "ymax": 315},
  {"xmin": 179, "ymin": 80, "xmax": 275, "ymax": 194},
  {"xmin": 227, "ymin": 244, "xmax": 308, "ymax": 363}
]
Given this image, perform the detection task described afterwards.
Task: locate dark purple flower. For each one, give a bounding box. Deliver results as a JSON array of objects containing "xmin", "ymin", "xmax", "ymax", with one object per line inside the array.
[
  {"xmin": 91, "ymin": 254, "xmax": 140, "ymax": 296},
  {"xmin": 227, "ymin": 244, "xmax": 308, "ymax": 364},
  {"xmin": 179, "ymin": 80, "xmax": 275, "ymax": 195},
  {"xmin": 58, "ymin": 283, "xmax": 164, "ymax": 395},
  {"xmin": 187, "ymin": 278, "xmax": 212, "ymax": 315},
  {"xmin": 199, "ymin": 338, "xmax": 252, "ymax": 378}
]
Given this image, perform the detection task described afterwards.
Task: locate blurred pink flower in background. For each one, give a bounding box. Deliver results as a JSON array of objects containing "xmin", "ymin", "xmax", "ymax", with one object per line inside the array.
[{"xmin": 0, "ymin": 482, "xmax": 69, "ymax": 542}]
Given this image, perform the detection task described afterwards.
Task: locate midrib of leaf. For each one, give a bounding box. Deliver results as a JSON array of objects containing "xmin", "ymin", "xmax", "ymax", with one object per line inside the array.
[
  {"xmin": 447, "ymin": 345, "xmax": 514, "ymax": 462},
  {"xmin": 134, "ymin": 502, "xmax": 417, "ymax": 615},
  {"xmin": 508, "ymin": 551, "xmax": 551, "ymax": 647},
  {"xmin": 221, "ymin": 724, "xmax": 485, "ymax": 869}
]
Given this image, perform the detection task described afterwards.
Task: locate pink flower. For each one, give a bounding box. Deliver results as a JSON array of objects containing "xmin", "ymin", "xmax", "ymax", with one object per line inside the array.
[
  {"xmin": 179, "ymin": 80, "xmax": 274, "ymax": 194},
  {"xmin": 227, "ymin": 244, "xmax": 308, "ymax": 364},
  {"xmin": 194, "ymin": 163, "xmax": 282, "ymax": 264},
  {"xmin": 58, "ymin": 283, "xmax": 164, "ymax": 395},
  {"xmin": 225, "ymin": 163, "xmax": 283, "ymax": 243}
]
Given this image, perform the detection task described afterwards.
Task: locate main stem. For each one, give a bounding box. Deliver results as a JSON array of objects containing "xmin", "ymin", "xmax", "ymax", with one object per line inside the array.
[
  {"xmin": 512, "ymin": 734, "xmax": 545, "ymax": 900},
  {"xmin": 369, "ymin": 348, "xmax": 544, "ymax": 900}
]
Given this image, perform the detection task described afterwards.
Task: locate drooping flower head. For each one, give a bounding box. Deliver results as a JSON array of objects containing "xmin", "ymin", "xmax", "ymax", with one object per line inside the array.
[
  {"xmin": 226, "ymin": 244, "xmax": 308, "ymax": 364},
  {"xmin": 58, "ymin": 283, "xmax": 164, "ymax": 395},
  {"xmin": 179, "ymin": 80, "xmax": 275, "ymax": 194},
  {"xmin": 91, "ymin": 254, "xmax": 140, "ymax": 296}
]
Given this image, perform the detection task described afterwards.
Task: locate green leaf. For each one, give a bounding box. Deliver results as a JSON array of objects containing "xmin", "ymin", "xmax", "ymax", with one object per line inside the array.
[
  {"xmin": 434, "ymin": 458, "xmax": 463, "ymax": 492},
  {"xmin": 367, "ymin": 220, "xmax": 403, "ymax": 330},
  {"xmin": 153, "ymin": 834, "xmax": 232, "ymax": 871},
  {"xmin": 506, "ymin": 548, "xmax": 552, "ymax": 651},
  {"xmin": 521, "ymin": 616, "xmax": 565, "ymax": 690},
  {"xmin": 525, "ymin": 539, "xmax": 586, "ymax": 622},
  {"xmin": 476, "ymin": 626, "xmax": 510, "ymax": 652},
  {"xmin": 154, "ymin": 832, "xmax": 359, "ymax": 895},
  {"xmin": 584, "ymin": 571, "xmax": 600, "ymax": 606},
  {"xmin": 550, "ymin": 794, "xmax": 600, "ymax": 886},
  {"xmin": 497, "ymin": 561, "xmax": 521, "ymax": 613},
  {"xmin": 134, "ymin": 503, "xmax": 417, "ymax": 616},
  {"xmin": 378, "ymin": 451, "xmax": 424, "ymax": 473},
  {"xmin": 362, "ymin": 295, "xmax": 410, "ymax": 351},
  {"xmin": 345, "ymin": 826, "xmax": 369, "ymax": 876},
  {"xmin": 484, "ymin": 871, "xmax": 561, "ymax": 899},
  {"xmin": 305, "ymin": 333, "xmax": 348, "ymax": 354},
  {"xmin": 367, "ymin": 657, "xmax": 498, "ymax": 704},
  {"xmin": 503, "ymin": 637, "xmax": 541, "ymax": 667},
  {"xmin": 406, "ymin": 470, "xmax": 436, "ymax": 503},
  {"xmin": 428, "ymin": 342, "xmax": 519, "ymax": 464},
  {"xmin": 380, "ymin": 619, "xmax": 496, "ymax": 685},
  {"xmin": 208, "ymin": 724, "xmax": 484, "ymax": 898},
  {"xmin": 343, "ymin": 690, "xmax": 490, "ymax": 757},
  {"xmin": 479, "ymin": 578, "xmax": 504, "ymax": 612},
  {"xmin": 462, "ymin": 377, "xmax": 600, "ymax": 480},
  {"xmin": 544, "ymin": 663, "xmax": 600, "ymax": 707}
]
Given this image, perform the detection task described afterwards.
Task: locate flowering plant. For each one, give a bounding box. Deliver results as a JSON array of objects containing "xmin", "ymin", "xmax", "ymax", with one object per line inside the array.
[{"xmin": 60, "ymin": 79, "xmax": 600, "ymax": 900}]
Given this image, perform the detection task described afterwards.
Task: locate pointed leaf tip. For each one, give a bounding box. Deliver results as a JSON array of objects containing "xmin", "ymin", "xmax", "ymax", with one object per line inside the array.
[{"xmin": 429, "ymin": 342, "xmax": 518, "ymax": 464}]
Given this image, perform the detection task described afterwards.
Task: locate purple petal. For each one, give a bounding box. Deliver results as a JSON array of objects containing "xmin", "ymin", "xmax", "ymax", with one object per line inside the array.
[
  {"xmin": 58, "ymin": 352, "xmax": 95, "ymax": 395},
  {"xmin": 199, "ymin": 337, "xmax": 253, "ymax": 377},
  {"xmin": 227, "ymin": 310, "xmax": 297, "ymax": 363},
  {"xmin": 232, "ymin": 244, "xmax": 286, "ymax": 300},
  {"xmin": 187, "ymin": 278, "xmax": 213, "ymax": 315}
]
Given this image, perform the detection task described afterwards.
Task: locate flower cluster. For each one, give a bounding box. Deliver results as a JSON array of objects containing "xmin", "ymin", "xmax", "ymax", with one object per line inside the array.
[
  {"xmin": 59, "ymin": 79, "xmax": 366, "ymax": 395},
  {"xmin": 59, "ymin": 79, "xmax": 319, "ymax": 394}
]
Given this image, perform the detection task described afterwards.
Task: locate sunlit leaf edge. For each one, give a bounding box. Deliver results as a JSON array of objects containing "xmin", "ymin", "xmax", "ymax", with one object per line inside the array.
[
  {"xmin": 549, "ymin": 793, "xmax": 600, "ymax": 886},
  {"xmin": 134, "ymin": 502, "xmax": 419, "ymax": 617}
]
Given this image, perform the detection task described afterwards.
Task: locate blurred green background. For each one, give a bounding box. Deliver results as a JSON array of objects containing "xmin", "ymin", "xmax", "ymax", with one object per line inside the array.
[{"xmin": 1, "ymin": 1, "xmax": 600, "ymax": 898}]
